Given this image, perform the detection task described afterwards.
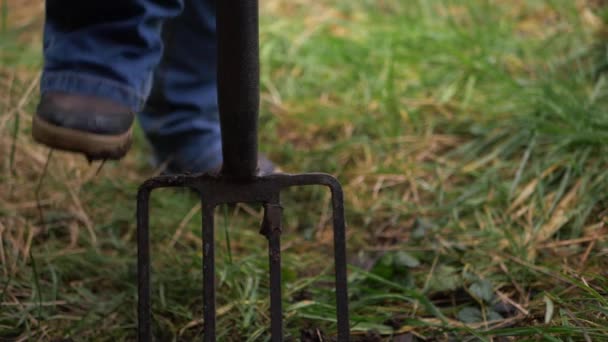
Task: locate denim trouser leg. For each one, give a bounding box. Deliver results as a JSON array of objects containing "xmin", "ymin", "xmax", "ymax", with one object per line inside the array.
[
  {"xmin": 42, "ymin": 0, "xmax": 183, "ymax": 111},
  {"xmin": 139, "ymin": 0, "xmax": 223, "ymax": 173},
  {"xmin": 42, "ymin": 0, "xmax": 222, "ymax": 172}
]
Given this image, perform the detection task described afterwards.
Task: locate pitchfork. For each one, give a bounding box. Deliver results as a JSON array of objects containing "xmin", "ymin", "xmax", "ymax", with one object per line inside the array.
[{"xmin": 136, "ymin": 1, "xmax": 350, "ymax": 340}]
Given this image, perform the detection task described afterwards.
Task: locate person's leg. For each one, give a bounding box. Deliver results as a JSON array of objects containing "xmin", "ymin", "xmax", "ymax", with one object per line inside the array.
[
  {"xmin": 138, "ymin": 0, "xmax": 223, "ymax": 173},
  {"xmin": 34, "ymin": 0, "xmax": 183, "ymax": 159}
]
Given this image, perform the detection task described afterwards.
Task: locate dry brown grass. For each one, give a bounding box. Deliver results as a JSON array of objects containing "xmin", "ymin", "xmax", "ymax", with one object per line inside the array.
[{"xmin": 1, "ymin": 0, "xmax": 608, "ymax": 340}]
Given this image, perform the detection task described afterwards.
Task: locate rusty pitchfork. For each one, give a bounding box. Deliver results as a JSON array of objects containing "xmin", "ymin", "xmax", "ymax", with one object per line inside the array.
[{"xmin": 136, "ymin": 1, "xmax": 350, "ymax": 340}]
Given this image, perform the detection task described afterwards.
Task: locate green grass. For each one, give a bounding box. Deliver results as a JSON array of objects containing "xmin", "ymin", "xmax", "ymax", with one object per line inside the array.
[{"xmin": 1, "ymin": 0, "xmax": 608, "ymax": 340}]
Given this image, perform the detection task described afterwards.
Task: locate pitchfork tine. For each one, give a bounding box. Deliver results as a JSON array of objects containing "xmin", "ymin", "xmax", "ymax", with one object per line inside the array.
[
  {"xmin": 260, "ymin": 201, "xmax": 284, "ymax": 341},
  {"xmin": 202, "ymin": 203, "xmax": 217, "ymax": 342},
  {"xmin": 137, "ymin": 186, "xmax": 152, "ymax": 342},
  {"xmin": 329, "ymin": 180, "xmax": 350, "ymax": 340}
]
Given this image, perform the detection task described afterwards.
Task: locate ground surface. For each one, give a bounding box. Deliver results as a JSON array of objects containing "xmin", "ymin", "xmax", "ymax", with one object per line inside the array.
[{"xmin": 1, "ymin": 0, "xmax": 607, "ymax": 341}]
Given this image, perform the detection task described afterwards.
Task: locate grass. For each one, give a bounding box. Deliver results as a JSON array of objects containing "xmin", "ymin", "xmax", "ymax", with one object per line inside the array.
[{"xmin": 1, "ymin": 0, "xmax": 608, "ymax": 340}]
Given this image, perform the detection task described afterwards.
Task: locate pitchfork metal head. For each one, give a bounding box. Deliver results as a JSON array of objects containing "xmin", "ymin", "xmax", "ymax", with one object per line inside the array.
[{"xmin": 136, "ymin": 172, "xmax": 350, "ymax": 341}]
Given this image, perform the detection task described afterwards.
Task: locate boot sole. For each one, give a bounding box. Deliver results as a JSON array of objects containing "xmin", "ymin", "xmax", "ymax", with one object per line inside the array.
[{"xmin": 32, "ymin": 115, "xmax": 133, "ymax": 160}]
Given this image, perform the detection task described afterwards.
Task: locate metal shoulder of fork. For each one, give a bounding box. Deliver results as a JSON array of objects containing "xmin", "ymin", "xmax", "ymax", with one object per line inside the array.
[{"xmin": 217, "ymin": 0, "xmax": 260, "ymax": 179}]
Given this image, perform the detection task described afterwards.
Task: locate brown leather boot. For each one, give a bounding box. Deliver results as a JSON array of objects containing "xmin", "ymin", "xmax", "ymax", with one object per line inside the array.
[{"xmin": 32, "ymin": 92, "xmax": 135, "ymax": 160}]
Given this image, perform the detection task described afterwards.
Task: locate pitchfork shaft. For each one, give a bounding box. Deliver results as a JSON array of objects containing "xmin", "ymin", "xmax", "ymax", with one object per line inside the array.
[{"xmin": 217, "ymin": 0, "xmax": 260, "ymax": 179}]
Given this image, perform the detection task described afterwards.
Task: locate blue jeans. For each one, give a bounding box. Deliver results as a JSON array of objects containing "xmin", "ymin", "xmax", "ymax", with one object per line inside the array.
[{"xmin": 42, "ymin": 0, "xmax": 222, "ymax": 172}]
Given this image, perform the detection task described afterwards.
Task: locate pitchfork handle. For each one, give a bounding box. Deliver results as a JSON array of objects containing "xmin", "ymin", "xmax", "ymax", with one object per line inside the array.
[{"xmin": 217, "ymin": 0, "xmax": 260, "ymax": 179}]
